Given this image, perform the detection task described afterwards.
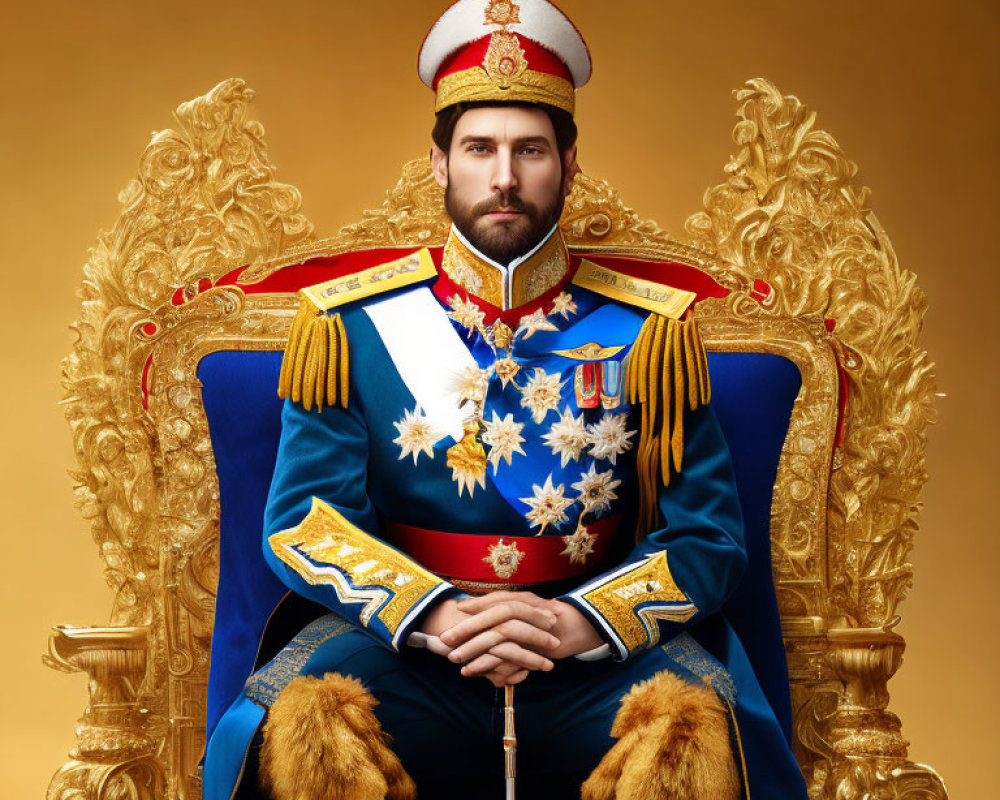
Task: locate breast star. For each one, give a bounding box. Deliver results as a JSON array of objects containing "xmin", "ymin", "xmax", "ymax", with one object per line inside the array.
[
  {"xmin": 482, "ymin": 410, "xmax": 527, "ymax": 473},
  {"xmin": 542, "ymin": 406, "xmax": 589, "ymax": 466},
  {"xmin": 447, "ymin": 294, "xmax": 486, "ymax": 334},
  {"xmin": 550, "ymin": 290, "xmax": 578, "ymax": 319},
  {"xmin": 489, "ymin": 320, "xmax": 514, "ymax": 351},
  {"xmin": 448, "ymin": 365, "xmax": 490, "ymax": 406},
  {"xmin": 516, "ymin": 308, "xmax": 559, "ymax": 339},
  {"xmin": 560, "ymin": 522, "xmax": 596, "ymax": 565},
  {"xmin": 519, "ymin": 474, "xmax": 573, "ymax": 534},
  {"xmin": 493, "ymin": 357, "xmax": 521, "ymax": 388},
  {"xmin": 519, "ymin": 367, "xmax": 565, "ymax": 424},
  {"xmin": 483, "ymin": 539, "xmax": 525, "ymax": 579},
  {"xmin": 571, "ymin": 462, "xmax": 622, "ymax": 515},
  {"xmin": 392, "ymin": 406, "xmax": 444, "ymax": 464},
  {"xmin": 586, "ymin": 413, "xmax": 637, "ymax": 465}
]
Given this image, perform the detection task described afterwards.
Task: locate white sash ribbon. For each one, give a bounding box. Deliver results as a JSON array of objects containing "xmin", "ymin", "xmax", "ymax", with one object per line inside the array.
[{"xmin": 363, "ymin": 287, "xmax": 477, "ymax": 443}]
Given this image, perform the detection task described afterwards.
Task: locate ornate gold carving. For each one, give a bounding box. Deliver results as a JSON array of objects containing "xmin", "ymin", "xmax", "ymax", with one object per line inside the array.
[
  {"xmin": 49, "ymin": 76, "xmax": 945, "ymax": 800},
  {"xmin": 44, "ymin": 626, "xmax": 165, "ymax": 799},
  {"xmin": 51, "ymin": 78, "xmax": 312, "ymax": 800},
  {"xmin": 685, "ymin": 79, "xmax": 942, "ymax": 798}
]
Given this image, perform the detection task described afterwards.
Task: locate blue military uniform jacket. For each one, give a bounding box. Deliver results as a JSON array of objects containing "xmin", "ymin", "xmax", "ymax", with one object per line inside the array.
[{"xmin": 204, "ymin": 224, "xmax": 808, "ymax": 799}]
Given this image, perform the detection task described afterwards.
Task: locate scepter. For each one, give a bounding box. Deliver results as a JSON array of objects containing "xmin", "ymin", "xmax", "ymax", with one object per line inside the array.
[{"xmin": 503, "ymin": 684, "xmax": 517, "ymax": 800}]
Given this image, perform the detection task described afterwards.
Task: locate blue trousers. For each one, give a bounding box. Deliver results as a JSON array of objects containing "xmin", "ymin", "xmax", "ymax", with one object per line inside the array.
[{"xmin": 205, "ymin": 614, "xmax": 800, "ymax": 799}]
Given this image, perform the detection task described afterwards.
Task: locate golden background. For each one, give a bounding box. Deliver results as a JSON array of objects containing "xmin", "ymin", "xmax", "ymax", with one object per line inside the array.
[{"xmin": 1, "ymin": 0, "xmax": 995, "ymax": 797}]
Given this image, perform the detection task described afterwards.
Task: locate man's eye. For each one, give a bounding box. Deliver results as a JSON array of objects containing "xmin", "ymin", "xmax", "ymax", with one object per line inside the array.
[
  {"xmin": 468, "ymin": 144, "xmax": 489, "ymax": 153},
  {"xmin": 520, "ymin": 146, "xmax": 542, "ymax": 155}
]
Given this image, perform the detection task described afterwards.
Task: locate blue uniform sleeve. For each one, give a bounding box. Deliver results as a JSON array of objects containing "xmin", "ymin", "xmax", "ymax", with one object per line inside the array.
[
  {"xmin": 558, "ymin": 402, "xmax": 747, "ymax": 661},
  {"xmin": 263, "ymin": 395, "xmax": 459, "ymax": 651}
]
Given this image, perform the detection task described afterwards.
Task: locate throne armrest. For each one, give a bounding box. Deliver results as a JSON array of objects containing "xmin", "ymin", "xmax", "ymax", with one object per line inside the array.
[{"xmin": 44, "ymin": 625, "xmax": 165, "ymax": 800}]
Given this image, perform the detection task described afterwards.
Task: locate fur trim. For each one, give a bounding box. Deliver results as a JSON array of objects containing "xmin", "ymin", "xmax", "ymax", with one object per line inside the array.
[
  {"xmin": 260, "ymin": 673, "xmax": 416, "ymax": 800},
  {"xmin": 582, "ymin": 671, "xmax": 741, "ymax": 800},
  {"xmin": 418, "ymin": 0, "xmax": 592, "ymax": 87}
]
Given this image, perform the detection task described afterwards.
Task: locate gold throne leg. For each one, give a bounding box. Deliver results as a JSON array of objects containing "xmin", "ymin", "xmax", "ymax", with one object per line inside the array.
[
  {"xmin": 44, "ymin": 625, "xmax": 165, "ymax": 800},
  {"xmin": 817, "ymin": 630, "xmax": 949, "ymax": 800}
]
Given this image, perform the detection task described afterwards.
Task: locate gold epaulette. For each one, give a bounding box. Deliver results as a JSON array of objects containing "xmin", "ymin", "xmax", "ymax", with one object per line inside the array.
[
  {"xmin": 573, "ymin": 260, "xmax": 710, "ymax": 538},
  {"xmin": 277, "ymin": 248, "xmax": 436, "ymax": 411}
]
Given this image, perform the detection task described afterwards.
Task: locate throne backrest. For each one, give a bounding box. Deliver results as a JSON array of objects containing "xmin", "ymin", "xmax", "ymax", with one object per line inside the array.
[{"xmin": 49, "ymin": 78, "xmax": 944, "ymax": 800}]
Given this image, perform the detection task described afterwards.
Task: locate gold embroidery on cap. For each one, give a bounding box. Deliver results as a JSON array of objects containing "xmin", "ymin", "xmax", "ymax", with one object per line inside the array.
[
  {"xmin": 484, "ymin": 0, "xmax": 521, "ymax": 29},
  {"xmin": 483, "ymin": 31, "xmax": 529, "ymax": 89}
]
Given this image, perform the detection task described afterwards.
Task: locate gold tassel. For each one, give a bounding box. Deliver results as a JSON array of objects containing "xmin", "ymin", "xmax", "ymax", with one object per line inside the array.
[
  {"xmin": 277, "ymin": 298, "xmax": 349, "ymax": 411},
  {"xmin": 625, "ymin": 312, "xmax": 710, "ymax": 539}
]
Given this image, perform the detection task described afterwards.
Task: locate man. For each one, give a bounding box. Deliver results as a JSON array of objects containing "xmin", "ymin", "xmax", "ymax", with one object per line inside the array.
[{"xmin": 204, "ymin": 2, "xmax": 809, "ymax": 798}]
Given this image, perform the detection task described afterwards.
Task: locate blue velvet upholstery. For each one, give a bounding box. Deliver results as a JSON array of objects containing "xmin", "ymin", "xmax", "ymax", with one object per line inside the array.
[{"xmin": 199, "ymin": 350, "xmax": 801, "ymax": 743}]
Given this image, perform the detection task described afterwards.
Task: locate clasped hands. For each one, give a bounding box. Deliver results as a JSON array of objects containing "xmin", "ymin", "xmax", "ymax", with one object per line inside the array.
[{"xmin": 417, "ymin": 590, "xmax": 604, "ymax": 687}]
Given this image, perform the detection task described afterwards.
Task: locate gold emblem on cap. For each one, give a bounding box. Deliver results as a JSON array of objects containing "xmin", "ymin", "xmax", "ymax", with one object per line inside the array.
[
  {"xmin": 484, "ymin": 538, "xmax": 525, "ymax": 579},
  {"xmin": 484, "ymin": 0, "xmax": 520, "ymax": 29},
  {"xmin": 483, "ymin": 31, "xmax": 528, "ymax": 88}
]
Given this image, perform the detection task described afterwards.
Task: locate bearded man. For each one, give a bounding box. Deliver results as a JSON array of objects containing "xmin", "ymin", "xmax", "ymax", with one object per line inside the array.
[{"xmin": 203, "ymin": 2, "xmax": 810, "ymax": 799}]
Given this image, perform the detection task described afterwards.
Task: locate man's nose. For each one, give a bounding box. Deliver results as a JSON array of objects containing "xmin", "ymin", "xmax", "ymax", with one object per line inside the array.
[{"xmin": 491, "ymin": 149, "xmax": 518, "ymax": 195}]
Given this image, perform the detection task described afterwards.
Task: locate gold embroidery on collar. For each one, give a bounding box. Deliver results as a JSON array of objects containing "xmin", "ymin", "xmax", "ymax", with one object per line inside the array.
[{"xmin": 441, "ymin": 227, "xmax": 570, "ymax": 310}]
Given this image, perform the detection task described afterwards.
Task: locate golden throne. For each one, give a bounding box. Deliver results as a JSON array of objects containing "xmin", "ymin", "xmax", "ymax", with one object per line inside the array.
[{"xmin": 45, "ymin": 77, "xmax": 947, "ymax": 800}]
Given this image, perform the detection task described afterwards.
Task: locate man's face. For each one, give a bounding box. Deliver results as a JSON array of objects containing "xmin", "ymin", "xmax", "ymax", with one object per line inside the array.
[{"xmin": 431, "ymin": 105, "xmax": 578, "ymax": 265}]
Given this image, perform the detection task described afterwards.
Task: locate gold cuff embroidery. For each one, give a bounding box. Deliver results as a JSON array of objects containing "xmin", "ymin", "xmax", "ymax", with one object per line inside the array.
[
  {"xmin": 268, "ymin": 498, "xmax": 445, "ymax": 639},
  {"xmin": 579, "ymin": 551, "xmax": 697, "ymax": 654}
]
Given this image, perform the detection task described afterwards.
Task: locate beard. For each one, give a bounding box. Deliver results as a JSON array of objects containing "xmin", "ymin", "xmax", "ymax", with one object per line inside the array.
[{"xmin": 445, "ymin": 183, "xmax": 564, "ymax": 266}]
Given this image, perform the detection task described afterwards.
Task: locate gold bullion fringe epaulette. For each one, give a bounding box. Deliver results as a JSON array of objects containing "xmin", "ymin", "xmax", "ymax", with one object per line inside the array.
[
  {"xmin": 571, "ymin": 259, "xmax": 711, "ymax": 538},
  {"xmin": 625, "ymin": 312, "xmax": 711, "ymax": 539},
  {"xmin": 278, "ymin": 300, "xmax": 349, "ymax": 411},
  {"xmin": 277, "ymin": 248, "xmax": 437, "ymax": 412}
]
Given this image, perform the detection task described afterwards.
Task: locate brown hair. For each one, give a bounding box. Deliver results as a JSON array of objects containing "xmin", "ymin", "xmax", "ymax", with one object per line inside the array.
[{"xmin": 431, "ymin": 100, "xmax": 578, "ymax": 155}]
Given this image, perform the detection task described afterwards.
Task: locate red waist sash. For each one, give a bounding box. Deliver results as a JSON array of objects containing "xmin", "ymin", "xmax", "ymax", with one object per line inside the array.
[{"xmin": 382, "ymin": 513, "xmax": 622, "ymax": 585}]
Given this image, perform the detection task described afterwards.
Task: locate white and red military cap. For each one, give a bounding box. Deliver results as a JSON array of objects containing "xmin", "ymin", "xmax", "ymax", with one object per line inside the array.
[{"xmin": 418, "ymin": 0, "xmax": 592, "ymax": 116}]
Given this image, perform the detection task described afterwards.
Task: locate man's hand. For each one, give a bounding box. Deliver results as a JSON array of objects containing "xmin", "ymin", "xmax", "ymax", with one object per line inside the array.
[
  {"xmin": 417, "ymin": 596, "xmax": 555, "ymax": 687},
  {"xmin": 441, "ymin": 591, "xmax": 605, "ymax": 683}
]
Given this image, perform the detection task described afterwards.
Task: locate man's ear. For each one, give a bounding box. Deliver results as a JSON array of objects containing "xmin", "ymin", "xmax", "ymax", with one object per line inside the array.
[
  {"xmin": 561, "ymin": 144, "xmax": 580, "ymax": 198},
  {"xmin": 430, "ymin": 144, "xmax": 449, "ymax": 188}
]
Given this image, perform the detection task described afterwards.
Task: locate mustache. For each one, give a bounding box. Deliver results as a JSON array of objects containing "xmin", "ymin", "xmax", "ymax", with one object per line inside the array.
[{"xmin": 471, "ymin": 192, "xmax": 533, "ymax": 216}]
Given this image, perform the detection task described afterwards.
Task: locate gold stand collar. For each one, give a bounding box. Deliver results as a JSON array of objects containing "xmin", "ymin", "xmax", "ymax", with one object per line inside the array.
[{"xmin": 441, "ymin": 224, "xmax": 570, "ymax": 310}]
